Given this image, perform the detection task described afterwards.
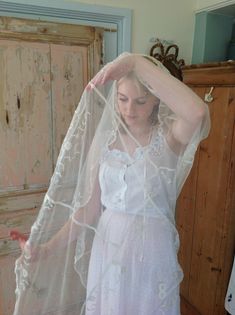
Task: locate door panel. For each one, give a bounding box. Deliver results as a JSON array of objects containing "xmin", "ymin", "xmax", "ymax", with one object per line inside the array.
[
  {"xmin": 0, "ymin": 40, "xmax": 52, "ymax": 191},
  {"xmin": 50, "ymin": 44, "xmax": 88, "ymax": 163},
  {"xmin": 177, "ymin": 86, "xmax": 235, "ymax": 315},
  {"xmin": 0, "ymin": 17, "xmax": 102, "ymax": 315}
]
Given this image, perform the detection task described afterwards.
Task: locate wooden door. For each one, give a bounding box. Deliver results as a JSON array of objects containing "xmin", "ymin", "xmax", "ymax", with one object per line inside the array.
[
  {"xmin": 177, "ymin": 65, "xmax": 235, "ymax": 315},
  {"xmin": 0, "ymin": 17, "xmax": 103, "ymax": 315}
]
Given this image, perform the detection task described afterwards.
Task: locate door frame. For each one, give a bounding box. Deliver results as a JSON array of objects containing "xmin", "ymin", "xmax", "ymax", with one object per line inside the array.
[{"xmin": 0, "ymin": 0, "xmax": 132, "ymax": 57}]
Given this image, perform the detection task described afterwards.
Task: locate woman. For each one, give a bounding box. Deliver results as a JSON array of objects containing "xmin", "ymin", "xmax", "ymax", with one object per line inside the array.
[{"xmin": 11, "ymin": 53, "xmax": 210, "ymax": 315}]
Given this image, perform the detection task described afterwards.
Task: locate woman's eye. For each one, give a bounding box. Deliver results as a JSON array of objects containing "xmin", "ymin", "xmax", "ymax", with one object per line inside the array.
[
  {"xmin": 118, "ymin": 98, "xmax": 128, "ymax": 102},
  {"xmin": 136, "ymin": 99, "xmax": 147, "ymax": 105}
]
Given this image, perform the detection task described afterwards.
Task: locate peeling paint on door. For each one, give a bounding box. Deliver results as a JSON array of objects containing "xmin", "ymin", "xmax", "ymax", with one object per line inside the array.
[
  {"xmin": 0, "ymin": 16, "xmax": 103, "ymax": 315},
  {"xmin": 0, "ymin": 40, "xmax": 52, "ymax": 191}
]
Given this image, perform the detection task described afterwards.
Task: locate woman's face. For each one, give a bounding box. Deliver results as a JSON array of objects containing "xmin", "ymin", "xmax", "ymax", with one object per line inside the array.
[{"xmin": 117, "ymin": 78, "xmax": 159, "ymax": 129}]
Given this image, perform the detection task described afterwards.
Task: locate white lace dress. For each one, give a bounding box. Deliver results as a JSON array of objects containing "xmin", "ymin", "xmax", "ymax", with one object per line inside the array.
[{"xmin": 85, "ymin": 129, "xmax": 184, "ymax": 315}]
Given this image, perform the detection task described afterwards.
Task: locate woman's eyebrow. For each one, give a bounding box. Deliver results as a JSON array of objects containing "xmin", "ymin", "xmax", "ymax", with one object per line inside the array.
[
  {"xmin": 117, "ymin": 92, "xmax": 127, "ymax": 97},
  {"xmin": 118, "ymin": 92, "xmax": 148, "ymax": 99}
]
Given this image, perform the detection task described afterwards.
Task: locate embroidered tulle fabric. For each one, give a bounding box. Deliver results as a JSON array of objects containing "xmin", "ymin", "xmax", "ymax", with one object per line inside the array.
[{"xmin": 13, "ymin": 53, "xmax": 210, "ymax": 315}]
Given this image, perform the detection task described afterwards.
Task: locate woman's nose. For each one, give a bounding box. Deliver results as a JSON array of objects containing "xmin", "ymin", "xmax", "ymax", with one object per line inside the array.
[{"xmin": 125, "ymin": 101, "xmax": 135, "ymax": 114}]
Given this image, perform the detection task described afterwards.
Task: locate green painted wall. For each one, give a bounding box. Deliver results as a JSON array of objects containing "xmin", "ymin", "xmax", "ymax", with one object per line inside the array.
[
  {"xmin": 192, "ymin": 11, "xmax": 233, "ymax": 64},
  {"xmin": 192, "ymin": 12, "xmax": 207, "ymax": 64}
]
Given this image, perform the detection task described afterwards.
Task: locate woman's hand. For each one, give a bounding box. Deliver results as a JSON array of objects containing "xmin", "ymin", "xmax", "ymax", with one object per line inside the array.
[
  {"xmin": 10, "ymin": 230, "xmax": 28, "ymax": 251},
  {"xmin": 10, "ymin": 230, "xmax": 50, "ymax": 262},
  {"xmin": 86, "ymin": 53, "xmax": 135, "ymax": 90}
]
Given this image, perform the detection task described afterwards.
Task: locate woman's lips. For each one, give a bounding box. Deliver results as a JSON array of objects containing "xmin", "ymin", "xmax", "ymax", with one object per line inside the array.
[{"xmin": 125, "ymin": 115, "xmax": 136, "ymax": 120}]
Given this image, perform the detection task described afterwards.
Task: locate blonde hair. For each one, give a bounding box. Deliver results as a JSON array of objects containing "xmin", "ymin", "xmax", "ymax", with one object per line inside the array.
[
  {"xmin": 118, "ymin": 71, "xmax": 149, "ymax": 97},
  {"xmin": 117, "ymin": 72, "xmax": 160, "ymax": 130}
]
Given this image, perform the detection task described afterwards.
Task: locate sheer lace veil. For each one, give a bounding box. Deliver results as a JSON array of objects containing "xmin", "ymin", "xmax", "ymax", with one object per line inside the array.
[{"xmin": 13, "ymin": 53, "xmax": 210, "ymax": 315}]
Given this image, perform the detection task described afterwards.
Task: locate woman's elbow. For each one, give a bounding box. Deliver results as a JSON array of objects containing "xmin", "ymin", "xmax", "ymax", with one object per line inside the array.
[{"xmin": 194, "ymin": 101, "xmax": 207, "ymax": 123}]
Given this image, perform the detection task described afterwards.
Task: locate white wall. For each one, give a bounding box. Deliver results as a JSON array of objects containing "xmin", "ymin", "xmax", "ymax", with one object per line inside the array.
[{"xmin": 69, "ymin": 0, "xmax": 196, "ymax": 64}]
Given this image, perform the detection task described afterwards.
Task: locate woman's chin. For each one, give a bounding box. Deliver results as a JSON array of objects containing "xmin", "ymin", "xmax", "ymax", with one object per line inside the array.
[{"xmin": 124, "ymin": 117, "xmax": 137, "ymax": 126}]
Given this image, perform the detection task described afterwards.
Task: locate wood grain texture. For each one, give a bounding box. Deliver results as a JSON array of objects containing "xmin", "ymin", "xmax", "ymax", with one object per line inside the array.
[
  {"xmin": 0, "ymin": 16, "xmax": 95, "ymax": 45},
  {"xmin": 189, "ymin": 87, "xmax": 230, "ymax": 314},
  {"xmin": 182, "ymin": 64, "xmax": 235, "ymax": 86},
  {"xmin": 0, "ymin": 254, "xmax": 19, "ymax": 315},
  {"xmin": 214, "ymin": 87, "xmax": 235, "ymax": 315},
  {"xmin": 51, "ymin": 44, "xmax": 88, "ymax": 164},
  {"xmin": 177, "ymin": 65, "xmax": 235, "ymax": 315},
  {"xmin": 180, "ymin": 295, "xmax": 201, "ymax": 315},
  {"xmin": 0, "ymin": 40, "xmax": 53, "ymax": 192}
]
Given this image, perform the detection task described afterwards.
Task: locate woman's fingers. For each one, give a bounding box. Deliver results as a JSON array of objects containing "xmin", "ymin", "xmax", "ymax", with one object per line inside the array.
[
  {"xmin": 86, "ymin": 55, "xmax": 134, "ymax": 91},
  {"xmin": 92, "ymin": 69, "xmax": 108, "ymax": 85},
  {"xmin": 10, "ymin": 230, "xmax": 51, "ymax": 262},
  {"xmin": 10, "ymin": 230, "xmax": 27, "ymax": 241},
  {"xmin": 10, "ymin": 230, "xmax": 28, "ymax": 250},
  {"xmin": 86, "ymin": 64, "xmax": 118, "ymax": 90}
]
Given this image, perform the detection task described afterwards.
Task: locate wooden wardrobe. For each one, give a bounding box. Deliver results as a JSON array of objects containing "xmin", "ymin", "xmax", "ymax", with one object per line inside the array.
[{"xmin": 176, "ymin": 62, "xmax": 235, "ymax": 315}]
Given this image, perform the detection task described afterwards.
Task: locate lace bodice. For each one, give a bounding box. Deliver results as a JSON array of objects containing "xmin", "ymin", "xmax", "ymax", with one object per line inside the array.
[{"xmin": 99, "ymin": 128, "xmax": 179, "ymax": 220}]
